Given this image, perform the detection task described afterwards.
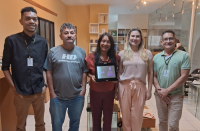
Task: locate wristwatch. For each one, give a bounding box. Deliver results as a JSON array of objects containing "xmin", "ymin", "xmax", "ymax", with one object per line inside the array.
[{"xmin": 44, "ymin": 83, "xmax": 48, "ymax": 87}]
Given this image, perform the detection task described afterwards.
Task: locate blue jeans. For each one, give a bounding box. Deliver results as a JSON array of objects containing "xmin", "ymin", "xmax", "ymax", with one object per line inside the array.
[{"xmin": 49, "ymin": 94, "xmax": 84, "ymax": 131}]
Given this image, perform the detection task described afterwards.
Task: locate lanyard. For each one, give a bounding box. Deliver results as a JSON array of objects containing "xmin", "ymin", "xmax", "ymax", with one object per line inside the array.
[
  {"xmin": 22, "ymin": 33, "xmax": 35, "ymax": 58},
  {"xmin": 163, "ymin": 51, "xmax": 176, "ymax": 70}
]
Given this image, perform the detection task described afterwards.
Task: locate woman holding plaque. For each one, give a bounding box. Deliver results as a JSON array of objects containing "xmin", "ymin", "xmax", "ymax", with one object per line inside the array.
[
  {"xmin": 85, "ymin": 32, "xmax": 120, "ymax": 131},
  {"xmin": 118, "ymin": 28, "xmax": 153, "ymax": 131}
]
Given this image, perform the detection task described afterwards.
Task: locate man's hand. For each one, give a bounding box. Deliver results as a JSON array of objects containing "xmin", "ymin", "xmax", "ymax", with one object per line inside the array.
[
  {"xmin": 145, "ymin": 91, "xmax": 152, "ymax": 100},
  {"xmin": 50, "ymin": 91, "xmax": 57, "ymax": 99},
  {"xmin": 42, "ymin": 86, "xmax": 46, "ymax": 93},
  {"xmin": 80, "ymin": 90, "xmax": 86, "ymax": 97},
  {"xmin": 157, "ymin": 88, "xmax": 170, "ymax": 98},
  {"xmin": 10, "ymin": 86, "xmax": 19, "ymax": 95},
  {"xmin": 160, "ymin": 95, "xmax": 171, "ymax": 104}
]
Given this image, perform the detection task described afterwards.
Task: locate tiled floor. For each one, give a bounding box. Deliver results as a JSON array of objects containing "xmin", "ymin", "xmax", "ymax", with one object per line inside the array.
[{"xmin": 26, "ymin": 84, "xmax": 200, "ymax": 131}]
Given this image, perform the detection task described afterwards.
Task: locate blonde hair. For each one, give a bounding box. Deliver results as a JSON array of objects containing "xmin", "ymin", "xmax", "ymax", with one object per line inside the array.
[{"xmin": 122, "ymin": 28, "xmax": 148, "ymax": 61}]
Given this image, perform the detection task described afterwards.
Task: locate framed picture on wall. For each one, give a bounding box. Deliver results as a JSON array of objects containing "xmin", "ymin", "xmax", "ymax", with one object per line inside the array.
[{"xmin": 36, "ymin": 17, "xmax": 55, "ymax": 50}]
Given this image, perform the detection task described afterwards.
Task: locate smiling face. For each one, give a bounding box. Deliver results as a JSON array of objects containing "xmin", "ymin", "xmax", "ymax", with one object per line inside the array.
[
  {"xmin": 60, "ymin": 28, "xmax": 76, "ymax": 45},
  {"xmin": 20, "ymin": 11, "xmax": 38, "ymax": 33},
  {"xmin": 100, "ymin": 36, "xmax": 111, "ymax": 53},
  {"xmin": 129, "ymin": 31, "xmax": 141, "ymax": 48},
  {"xmin": 161, "ymin": 33, "xmax": 176, "ymax": 50}
]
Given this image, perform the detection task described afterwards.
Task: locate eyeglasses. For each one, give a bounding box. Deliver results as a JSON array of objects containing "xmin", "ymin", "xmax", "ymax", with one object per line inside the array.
[{"xmin": 162, "ymin": 37, "xmax": 175, "ymax": 42}]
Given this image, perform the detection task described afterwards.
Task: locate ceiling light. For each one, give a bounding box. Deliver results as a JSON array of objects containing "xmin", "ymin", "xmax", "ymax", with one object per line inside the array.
[
  {"xmin": 181, "ymin": 0, "xmax": 184, "ymax": 14},
  {"xmin": 165, "ymin": 16, "xmax": 167, "ymax": 20},
  {"xmin": 173, "ymin": 0, "xmax": 175, "ymax": 6},
  {"xmin": 144, "ymin": 1, "xmax": 147, "ymax": 4}
]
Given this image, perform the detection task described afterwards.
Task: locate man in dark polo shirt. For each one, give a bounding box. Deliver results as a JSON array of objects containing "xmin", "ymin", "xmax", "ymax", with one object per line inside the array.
[{"xmin": 2, "ymin": 7, "xmax": 48, "ymax": 131}]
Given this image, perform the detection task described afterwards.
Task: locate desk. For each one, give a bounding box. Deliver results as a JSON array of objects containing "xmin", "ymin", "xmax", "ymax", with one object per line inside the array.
[
  {"xmin": 0, "ymin": 70, "xmax": 17, "ymax": 131},
  {"xmin": 0, "ymin": 70, "xmax": 50, "ymax": 130}
]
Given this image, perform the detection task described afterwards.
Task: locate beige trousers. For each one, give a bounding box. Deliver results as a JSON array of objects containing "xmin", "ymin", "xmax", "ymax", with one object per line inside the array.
[
  {"xmin": 119, "ymin": 79, "xmax": 146, "ymax": 131},
  {"xmin": 14, "ymin": 91, "xmax": 45, "ymax": 131},
  {"xmin": 155, "ymin": 94, "xmax": 184, "ymax": 131}
]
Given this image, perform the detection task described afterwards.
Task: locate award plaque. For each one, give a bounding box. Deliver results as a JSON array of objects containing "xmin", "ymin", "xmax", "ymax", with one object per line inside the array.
[{"xmin": 95, "ymin": 63, "xmax": 118, "ymax": 82}]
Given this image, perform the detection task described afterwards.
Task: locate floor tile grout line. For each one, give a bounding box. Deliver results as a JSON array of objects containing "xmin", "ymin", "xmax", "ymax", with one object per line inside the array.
[{"xmin": 187, "ymin": 120, "xmax": 199, "ymax": 130}]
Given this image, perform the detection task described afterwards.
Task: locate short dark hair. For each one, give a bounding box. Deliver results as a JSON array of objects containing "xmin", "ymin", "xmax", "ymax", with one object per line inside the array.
[
  {"xmin": 162, "ymin": 30, "xmax": 175, "ymax": 38},
  {"xmin": 176, "ymin": 39, "xmax": 180, "ymax": 43},
  {"xmin": 60, "ymin": 23, "xmax": 76, "ymax": 34},
  {"xmin": 21, "ymin": 7, "xmax": 37, "ymax": 16}
]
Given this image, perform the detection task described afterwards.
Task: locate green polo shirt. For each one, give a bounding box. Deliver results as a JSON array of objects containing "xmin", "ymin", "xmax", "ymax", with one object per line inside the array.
[{"xmin": 153, "ymin": 49, "xmax": 191, "ymax": 96}]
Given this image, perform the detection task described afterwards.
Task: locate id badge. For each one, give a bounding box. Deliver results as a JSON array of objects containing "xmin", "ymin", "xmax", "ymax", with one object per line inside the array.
[
  {"xmin": 163, "ymin": 70, "xmax": 169, "ymax": 77},
  {"xmin": 27, "ymin": 58, "xmax": 33, "ymax": 66}
]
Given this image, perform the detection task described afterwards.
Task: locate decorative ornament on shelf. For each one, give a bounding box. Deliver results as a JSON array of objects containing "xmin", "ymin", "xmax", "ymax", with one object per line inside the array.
[
  {"xmin": 92, "ymin": 27, "xmax": 95, "ymax": 33},
  {"xmin": 103, "ymin": 15, "xmax": 106, "ymax": 23},
  {"xmin": 91, "ymin": 47, "xmax": 96, "ymax": 52},
  {"xmin": 102, "ymin": 29, "xmax": 105, "ymax": 34}
]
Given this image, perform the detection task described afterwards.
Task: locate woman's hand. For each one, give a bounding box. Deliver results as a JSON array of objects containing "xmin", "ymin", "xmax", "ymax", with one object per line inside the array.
[
  {"xmin": 89, "ymin": 74, "xmax": 97, "ymax": 83},
  {"xmin": 145, "ymin": 91, "xmax": 152, "ymax": 100},
  {"xmin": 115, "ymin": 91, "xmax": 119, "ymax": 101}
]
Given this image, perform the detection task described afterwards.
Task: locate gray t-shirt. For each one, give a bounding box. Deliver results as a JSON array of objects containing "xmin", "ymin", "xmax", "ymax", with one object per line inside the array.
[{"xmin": 44, "ymin": 45, "xmax": 88, "ymax": 100}]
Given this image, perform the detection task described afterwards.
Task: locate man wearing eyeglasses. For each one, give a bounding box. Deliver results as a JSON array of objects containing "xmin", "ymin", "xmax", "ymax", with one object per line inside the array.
[{"xmin": 153, "ymin": 30, "xmax": 190, "ymax": 131}]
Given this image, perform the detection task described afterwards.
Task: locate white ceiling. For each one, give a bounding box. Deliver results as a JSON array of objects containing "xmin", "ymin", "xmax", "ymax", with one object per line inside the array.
[{"xmin": 60, "ymin": 0, "xmax": 170, "ymax": 14}]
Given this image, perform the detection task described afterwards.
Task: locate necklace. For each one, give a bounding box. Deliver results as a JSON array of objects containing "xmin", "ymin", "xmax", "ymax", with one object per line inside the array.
[
  {"xmin": 134, "ymin": 55, "xmax": 139, "ymax": 68},
  {"xmin": 100, "ymin": 56, "xmax": 109, "ymax": 64}
]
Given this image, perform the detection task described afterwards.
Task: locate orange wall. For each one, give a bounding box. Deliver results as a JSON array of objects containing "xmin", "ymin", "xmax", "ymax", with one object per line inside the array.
[
  {"xmin": 0, "ymin": 1, "xmax": 109, "ymax": 56},
  {"xmin": 0, "ymin": 0, "xmax": 68, "ymax": 55},
  {"xmin": 90, "ymin": 4, "xmax": 109, "ymax": 23},
  {"xmin": 66, "ymin": 5, "xmax": 90, "ymax": 54},
  {"xmin": 66, "ymin": 4, "xmax": 109, "ymax": 55}
]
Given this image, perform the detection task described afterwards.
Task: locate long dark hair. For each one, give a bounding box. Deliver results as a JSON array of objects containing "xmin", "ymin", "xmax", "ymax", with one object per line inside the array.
[{"xmin": 94, "ymin": 32, "xmax": 116, "ymax": 64}]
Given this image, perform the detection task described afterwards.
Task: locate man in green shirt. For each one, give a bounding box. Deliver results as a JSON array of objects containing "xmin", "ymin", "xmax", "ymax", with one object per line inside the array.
[{"xmin": 153, "ymin": 30, "xmax": 190, "ymax": 131}]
